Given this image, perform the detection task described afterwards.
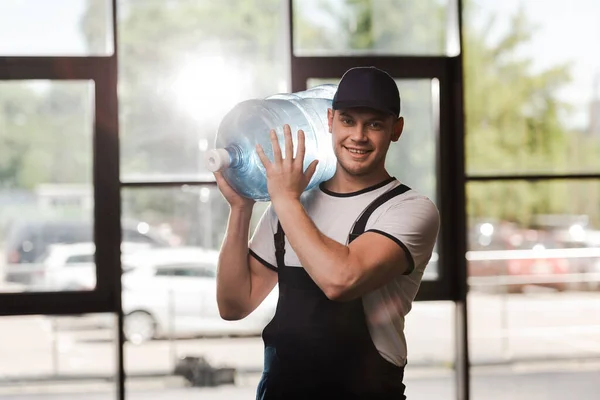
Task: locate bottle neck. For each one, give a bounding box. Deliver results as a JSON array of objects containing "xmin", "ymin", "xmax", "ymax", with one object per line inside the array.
[{"xmin": 226, "ymin": 145, "xmax": 243, "ymax": 169}]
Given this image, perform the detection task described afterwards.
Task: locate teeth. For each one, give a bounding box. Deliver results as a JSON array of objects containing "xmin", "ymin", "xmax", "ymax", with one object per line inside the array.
[{"xmin": 348, "ymin": 148, "xmax": 368, "ymax": 154}]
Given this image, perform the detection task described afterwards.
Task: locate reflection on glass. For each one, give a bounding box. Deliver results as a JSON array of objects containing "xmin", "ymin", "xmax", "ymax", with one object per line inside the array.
[
  {"xmin": 0, "ymin": 314, "xmax": 117, "ymax": 398},
  {"xmin": 0, "ymin": 0, "xmax": 113, "ymax": 56},
  {"xmin": 293, "ymin": 0, "xmax": 452, "ymax": 56},
  {"xmin": 118, "ymin": 0, "xmax": 287, "ymax": 181},
  {"xmin": 467, "ymin": 180, "xmax": 600, "ymax": 399},
  {"xmin": 0, "ymin": 81, "xmax": 95, "ymax": 293},
  {"xmin": 464, "ymin": 0, "xmax": 600, "ymax": 175}
]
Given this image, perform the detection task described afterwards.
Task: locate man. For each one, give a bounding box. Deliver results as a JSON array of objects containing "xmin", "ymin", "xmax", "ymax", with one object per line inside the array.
[{"xmin": 214, "ymin": 66, "xmax": 440, "ymax": 399}]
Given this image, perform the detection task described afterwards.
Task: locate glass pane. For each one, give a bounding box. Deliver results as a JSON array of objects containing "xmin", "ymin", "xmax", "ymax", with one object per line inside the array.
[
  {"xmin": 118, "ymin": 0, "xmax": 287, "ymax": 182},
  {"xmin": 0, "ymin": 81, "xmax": 95, "ymax": 293},
  {"xmin": 468, "ymin": 180, "xmax": 600, "ymax": 399},
  {"xmin": 0, "ymin": 0, "xmax": 114, "ymax": 56},
  {"xmin": 403, "ymin": 301, "xmax": 455, "ymax": 399},
  {"xmin": 122, "ymin": 186, "xmax": 268, "ymax": 252},
  {"xmin": 121, "ymin": 186, "xmax": 275, "ymax": 396},
  {"xmin": 308, "ymin": 78, "xmax": 440, "ymax": 280},
  {"xmin": 293, "ymin": 0, "xmax": 455, "ymax": 56},
  {"xmin": 464, "ymin": 0, "xmax": 600, "ymax": 176},
  {"xmin": 0, "ymin": 313, "xmax": 116, "ymax": 398}
]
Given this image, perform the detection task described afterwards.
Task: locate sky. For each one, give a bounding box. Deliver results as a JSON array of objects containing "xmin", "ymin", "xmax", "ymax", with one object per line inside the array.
[
  {"xmin": 0, "ymin": 0, "xmax": 93, "ymax": 55},
  {"xmin": 0, "ymin": 0, "xmax": 598, "ymax": 129}
]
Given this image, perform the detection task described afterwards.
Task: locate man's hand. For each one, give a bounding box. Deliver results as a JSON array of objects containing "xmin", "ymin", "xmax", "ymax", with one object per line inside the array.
[
  {"xmin": 256, "ymin": 124, "xmax": 319, "ymax": 203},
  {"xmin": 213, "ymin": 171, "xmax": 255, "ymax": 211}
]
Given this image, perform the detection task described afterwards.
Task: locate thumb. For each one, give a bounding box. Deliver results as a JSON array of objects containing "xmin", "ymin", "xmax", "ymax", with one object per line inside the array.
[
  {"xmin": 213, "ymin": 171, "xmax": 229, "ymax": 189},
  {"xmin": 213, "ymin": 171, "xmax": 223, "ymax": 184},
  {"xmin": 305, "ymin": 159, "xmax": 319, "ymax": 182}
]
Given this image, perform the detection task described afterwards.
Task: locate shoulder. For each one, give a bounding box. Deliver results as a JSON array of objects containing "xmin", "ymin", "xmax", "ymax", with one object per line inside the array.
[
  {"xmin": 386, "ymin": 186, "xmax": 438, "ymax": 215},
  {"xmin": 371, "ymin": 186, "xmax": 440, "ymax": 231}
]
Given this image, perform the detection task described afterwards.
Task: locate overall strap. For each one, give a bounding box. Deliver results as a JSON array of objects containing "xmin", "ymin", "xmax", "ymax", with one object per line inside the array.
[
  {"xmin": 348, "ymin": 184, "xmax": 411, "ymax": 243},
  {"xmin": 274, "ymin": 221, "xmax": 286, "ymax": 269}
]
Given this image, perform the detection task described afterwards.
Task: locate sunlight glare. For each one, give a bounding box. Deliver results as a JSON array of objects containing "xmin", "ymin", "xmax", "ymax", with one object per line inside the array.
[{"xmin": 171, "ymin": 56, "xmax": 249, "ymax": 122}]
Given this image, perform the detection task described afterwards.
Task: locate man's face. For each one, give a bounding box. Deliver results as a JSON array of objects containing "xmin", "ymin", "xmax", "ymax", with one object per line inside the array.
[{"xmin": 327, "ymin": 107, "xmax": 403, "ymax": 177}]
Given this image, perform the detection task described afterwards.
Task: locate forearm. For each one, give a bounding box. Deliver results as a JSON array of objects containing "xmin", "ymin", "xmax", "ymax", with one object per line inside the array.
[
  {"xmin": 273, "ymin": 199, "xmax": 354, "ymax": 298},
  {"xmin": 216, "ymin": 206, "xmax": 254, "ymax": 318}
]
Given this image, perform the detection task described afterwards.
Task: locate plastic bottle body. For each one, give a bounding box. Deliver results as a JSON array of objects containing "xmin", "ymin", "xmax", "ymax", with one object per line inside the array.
[{"xmin": 208, "ymin": 85, "xmax": 338, "ymax": 201}]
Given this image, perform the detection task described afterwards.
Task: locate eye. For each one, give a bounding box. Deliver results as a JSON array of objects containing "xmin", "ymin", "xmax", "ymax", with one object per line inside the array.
[
  {"xmin": 368, "ymin": 122, "xmax": 383, "ymax": 130},
  {"xmin": 340, "ymin": 118, "xmax": 354, "ymax": 125}
]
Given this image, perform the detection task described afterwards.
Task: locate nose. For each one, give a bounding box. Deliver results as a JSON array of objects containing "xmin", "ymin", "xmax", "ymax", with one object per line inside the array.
[{"xmin": 349, "ymin": 124, "xmax": 368, "ymax": 142}]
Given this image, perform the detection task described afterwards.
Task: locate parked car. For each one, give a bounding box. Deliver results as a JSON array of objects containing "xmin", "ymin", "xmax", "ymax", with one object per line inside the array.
[
  {"xmin": 120, "ymin": 247, "xmax": 278, "ymax": 344},
  {"xmin": 3, "ymin": 219, "xmax": 169, "ymax": 283},
  {"xmin": 32, "ymin": 242, "xmax": 152, "ymax": 292},
  {"xmin": 504, "ymin": 237, "xmax": 570, "ymax": 293},
  {"xmin": 467, "ymin": 222, "xmax": 570, "ymax": 293}
]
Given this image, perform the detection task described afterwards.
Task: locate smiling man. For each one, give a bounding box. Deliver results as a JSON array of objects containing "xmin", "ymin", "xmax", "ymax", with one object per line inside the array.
[{"xmin": 214, "ymin": 66, "xmax": 440, "ymax": 399}]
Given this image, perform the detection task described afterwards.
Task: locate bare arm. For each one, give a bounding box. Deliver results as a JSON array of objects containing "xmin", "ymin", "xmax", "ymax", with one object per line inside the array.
[
  {"xmin": 213, "ymin": 167, "xmax": 279, "ymax": 321},
  {"xmin": 273, "ymin": 200, "xmax": 408, "ymax": 301},
  {"xmin": 216, "ymin": 206, "xmax": 277, "ymax": 320}
]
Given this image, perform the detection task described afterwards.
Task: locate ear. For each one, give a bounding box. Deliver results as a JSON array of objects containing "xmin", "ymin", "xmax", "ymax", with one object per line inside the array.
[
  {"xmin": 391, "ymin": 117, "xmax": 404, "ymax": 142},
  {"xmin": 327, "ymin": 108, "xmax": 334, "ymax": 133}
]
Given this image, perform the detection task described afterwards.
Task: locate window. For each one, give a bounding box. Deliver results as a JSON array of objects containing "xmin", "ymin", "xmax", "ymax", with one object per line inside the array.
[
  {"xmin": 118, "ymin": 0, "xmax": 288, "ymax": 182},
  {"xmin": 0, "ymin": 81, "xmax": 95, "ymax": 293},
  {"xmin": 0, "ymin": 313, "xmax": 118, "ymax": 398},
  {"xmin": 293, "ymin": 0, "xmax": 456, "ymax": 56},
  {"xmin": 0, "ymin": 0, "xmax": 114, "ymax": 56},
  {"xmin": 466, "ymin": 178, "xmax": 600, "ymax": 397},
  {"xmin": 464, "ymin": 0, "xmax": 600, "ymax": 176}
]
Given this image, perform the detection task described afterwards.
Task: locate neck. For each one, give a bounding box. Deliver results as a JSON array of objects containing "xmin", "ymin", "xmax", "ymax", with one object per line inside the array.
[{"xmin": 324, "ymin": 168, "xmax": 392, "ymax": 194}]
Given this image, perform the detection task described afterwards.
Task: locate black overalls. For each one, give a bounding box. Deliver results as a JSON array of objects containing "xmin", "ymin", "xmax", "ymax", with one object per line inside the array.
[{"xmin": 256, "ymin": 184, "xmax": 410, "ymax": 400}]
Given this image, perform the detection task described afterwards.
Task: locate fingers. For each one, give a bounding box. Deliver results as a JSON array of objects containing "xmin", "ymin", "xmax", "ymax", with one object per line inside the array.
[
  {"xmin": 256, "ymin": 143, "xmax": 271, "ymax": 169},
  {"xmin": 296, "ymin": 129, "xmax": 306, "ymax": 165},
  {"xmin": 270, "ymin": 129, "xmax": 282, "ymax": 165},
  {"xmin": 283, "ymin": 124, "xmax": 294, "ymax": 165},
  {"xmin": 305, "ymin": 159, "xmax": 319, "ymax": 182}
]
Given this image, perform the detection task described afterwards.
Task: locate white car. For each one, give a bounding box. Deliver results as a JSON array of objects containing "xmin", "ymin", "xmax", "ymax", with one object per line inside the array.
[
  {"xmin": 120, "ymin": 247, "xmax": 278, "ymax": 344},
  {"xmin": 35, "ymin": 242, "xmax": 151, "ymax": 291}
]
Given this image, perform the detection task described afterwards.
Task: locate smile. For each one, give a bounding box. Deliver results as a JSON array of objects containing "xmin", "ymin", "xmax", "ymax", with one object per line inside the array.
[{"xmin": 345, "ymin": 147, "xmax": 371, "ymax": 155}]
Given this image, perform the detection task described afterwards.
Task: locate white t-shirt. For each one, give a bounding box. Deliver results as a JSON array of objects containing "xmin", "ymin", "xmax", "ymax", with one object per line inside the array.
[{"xmin": 249, "ymin": 177, "xmax": 440, "ymax": 367}]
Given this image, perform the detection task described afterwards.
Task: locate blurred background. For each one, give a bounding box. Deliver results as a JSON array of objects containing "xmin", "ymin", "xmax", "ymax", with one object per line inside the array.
[{"xmin": 0, "ymin": 0, "xmax": 599, "ymax": 399}]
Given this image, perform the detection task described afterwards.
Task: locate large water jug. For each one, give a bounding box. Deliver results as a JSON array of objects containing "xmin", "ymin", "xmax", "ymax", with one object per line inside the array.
[{"xmin": 205, "ymin": 84, "xmax": 338, "ymax": 201}]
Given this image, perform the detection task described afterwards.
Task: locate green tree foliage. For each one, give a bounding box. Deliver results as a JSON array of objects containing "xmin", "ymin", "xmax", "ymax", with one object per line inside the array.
[
  {"xmin": 0, "ymin": 83, "xmax": 92, "ymax": 190},
  {"xmin": 462, "ymin": 5, "xmax": 598, "ymax": 225}
]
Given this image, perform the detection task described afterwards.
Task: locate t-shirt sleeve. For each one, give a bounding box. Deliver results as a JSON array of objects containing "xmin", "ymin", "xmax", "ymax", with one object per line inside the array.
[
  {"xmin": 248, "ymin": 204, "xmax": 278, "ymax": 271},
  {"xmin": 366, "ymin": 194, "xmax": 440, "ymax": 275}
]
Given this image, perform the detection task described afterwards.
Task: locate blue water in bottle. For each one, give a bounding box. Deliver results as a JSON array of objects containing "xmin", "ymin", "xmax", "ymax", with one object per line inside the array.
[{"xmin": 205, "ymin": 84, "xmax": 338, "ymax": 201}]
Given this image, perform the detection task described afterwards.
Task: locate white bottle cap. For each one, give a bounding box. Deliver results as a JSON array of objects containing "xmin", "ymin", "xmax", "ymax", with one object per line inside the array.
[{"xmin": 205, "ymin": 148, "xmax": 231, "ymax": 172}]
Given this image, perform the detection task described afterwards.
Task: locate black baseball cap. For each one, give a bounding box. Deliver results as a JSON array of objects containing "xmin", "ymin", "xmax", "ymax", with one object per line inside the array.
[{"xmin": 332, "ymin": 66, "xmax": 401, "ymax": 118}]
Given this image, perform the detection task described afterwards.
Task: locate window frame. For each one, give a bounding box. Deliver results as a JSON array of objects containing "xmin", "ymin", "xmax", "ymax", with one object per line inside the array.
[{"xmin": 0, "ymin": 56, "xmax": 121, "ymax": 316}]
